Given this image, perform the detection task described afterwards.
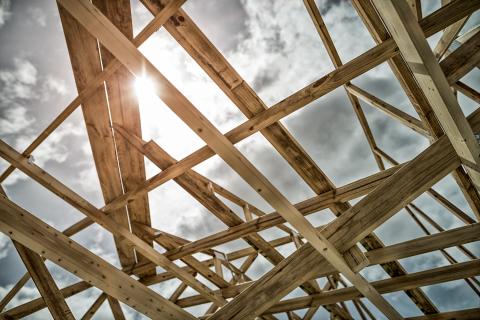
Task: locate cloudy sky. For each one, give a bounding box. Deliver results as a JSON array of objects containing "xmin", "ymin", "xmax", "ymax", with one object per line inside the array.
[{"xmin": 0, "ymin": 0, "xmax": 479, "ymax": 319}]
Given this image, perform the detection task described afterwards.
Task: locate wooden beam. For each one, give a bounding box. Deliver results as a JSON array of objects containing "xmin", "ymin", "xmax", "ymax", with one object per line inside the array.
[
  {"xmin": 58, "ymin": 5, "xmax": 135, "ymax": 268},
  {"xmin": 453, "ymin": 81, "xmax": 480, "ymax": 104},
  {"xmin": 13, "ymin": 242, "xmax": 75, "ymax": 320},
  {"xmin": 0, "ymin": 272, "xmax": 29, "ymax": 312},
  {"xmin": 0, "ymin": 187, "xmax": 74, "ymax": 320},
  {"xmin": 81, "ymin": 293, "xmax": 107, "ymax": 320},
  {"xmin": 433, "ymin": 0, "xmax": 469, "ymax": 59},
  {"xmin": 107, "ymin": 296, "xmax": 126, "ymax": 320},
  {"xmin": 303, "ymin": 0, "xmax": 385, "ymax": 170},
  {"xmin": 406, "ymin": 0, "xmax": 422, "ymax": 20},
  {"xmin": 92, "ymin": 0, "xmax": 154, "ymax": 277},
  {"xmin": 345, "ymin": 84, "xmax": 429, "ymax": 137},
  {"xmin": 374, "ymin": 147, "xmax": 476, "ymax": 224},
  {"xmin": 0, "ymin": 196, "xmax": 195, "ymax": 319},
  {"xmin": 372, "ymin": 0, "xmax": 480, "ymax": 192},
  {"xmin": 1, "ymin": 282, "xmax": 92, "ymax": 319},
  {"xmin": 440, "ymin": 30, "xmax": 480, "ymax": 83}
]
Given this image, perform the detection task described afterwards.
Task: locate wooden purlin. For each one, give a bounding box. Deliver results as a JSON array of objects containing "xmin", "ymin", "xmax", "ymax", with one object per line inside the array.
[
  {"xmin": 92, "ymin": 0, "xmax": 155, "ymax": 277},
  {"xmin": 57, "ymin": 6, "xmax": 135, "ymax": 268}
]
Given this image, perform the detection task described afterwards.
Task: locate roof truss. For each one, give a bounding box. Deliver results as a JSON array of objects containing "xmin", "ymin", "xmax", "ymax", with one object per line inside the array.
[{"xmin": 0, "ymin": 0, "xmax": 479, "ymax": 319}]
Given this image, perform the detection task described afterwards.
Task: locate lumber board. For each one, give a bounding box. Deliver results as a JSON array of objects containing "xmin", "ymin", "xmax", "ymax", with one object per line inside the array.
[
  {"xmin": 58, "ymin": 5, "xmax": 135, "ymax": 268},
  {"xmin": 13, "ymin": 242, "xmax": 75, "ymax": 320},
  {"xmin": 92, "ymin": 0, "xmax": 154, "ymax": 277}
]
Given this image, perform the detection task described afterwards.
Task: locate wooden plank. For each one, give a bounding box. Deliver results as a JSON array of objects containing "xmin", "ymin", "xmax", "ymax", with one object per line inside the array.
[
  {"xmin": 92, "ymin": 0, "xmax": 155, "ymax": 277},
  {"xmin": 0, "ymin": 140, "xmax": 226, "ymax": 307},
  {"xmin": 206, "ymin": 134, "xmax": 459, "ymax": 319},
  {"xmin": 13, "ymin": 242, "xmax": 75, "ymax": 320},
  {"xmin": 346, "ymin": 84, "xmax": 429, "ymax": 136},
  {"xmin": 81, "ymin": 293, "xmax": 107, "ymax": 320},
  {"xmin": 440, "ymin": 31, "xmax": 480, "ymax": 83},
  {"xmin": 0, "ymin": 196, "xmax": 195, "ymax": 319},
  {"xmin": 433, "ymin": 0, "xmax": 469, "ymax": 59},
  {"xmin": 107, "ymin": 296, "xmax": 126, "ymax": 320}
]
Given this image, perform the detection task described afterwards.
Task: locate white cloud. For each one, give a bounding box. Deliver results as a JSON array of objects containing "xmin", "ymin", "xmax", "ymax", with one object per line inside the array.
[
  {"xmin": 0, "ymin": 0, "xmax": 11, "ymax": 27},
  {"xmin": 0, "ymin": 58, "xmax": 38, "ymax": 105},
  {"xmin": 0, "ymin": 232, "xmax": 11, "ymax": 259},
  {"xmin": 0, "ymin": 107, "xmax": 35, "ymax": 135},
  {"xmin": 26, "ymin": 7, "xmax": 46, "ymax": 27},
  {"xmin": 44, "ymin": 75, "xmax": 67, "ymax": 96}
]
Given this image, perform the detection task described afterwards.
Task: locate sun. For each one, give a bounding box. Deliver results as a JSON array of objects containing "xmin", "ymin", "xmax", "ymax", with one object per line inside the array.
[{"xmin": 134, "ymin": 76, "xmax": 157, "ymax": 105}]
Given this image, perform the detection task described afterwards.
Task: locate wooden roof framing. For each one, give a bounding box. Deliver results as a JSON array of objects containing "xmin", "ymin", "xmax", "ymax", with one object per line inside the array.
[{"xmin": 0, "ymin": 0, "xmax": 479, "ymax": 319}]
